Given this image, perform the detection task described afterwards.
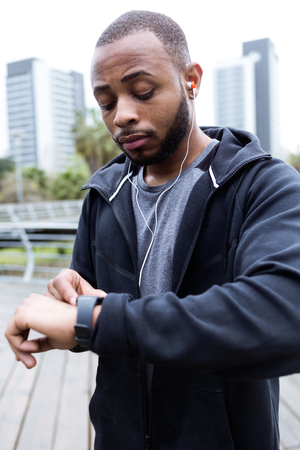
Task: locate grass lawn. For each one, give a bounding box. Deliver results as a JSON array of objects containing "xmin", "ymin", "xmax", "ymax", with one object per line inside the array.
[{"xmin": 0, "ymin": 246, "xmax": 73, "ymax": 266}]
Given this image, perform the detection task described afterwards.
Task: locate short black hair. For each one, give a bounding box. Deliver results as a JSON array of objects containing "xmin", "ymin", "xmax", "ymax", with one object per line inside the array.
[{"xmin": 96, "ymin": 10, "xmax": 191, "ymax": 70}]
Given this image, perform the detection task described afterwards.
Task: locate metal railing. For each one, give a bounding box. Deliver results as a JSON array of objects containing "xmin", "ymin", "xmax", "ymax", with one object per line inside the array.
[
  {"xmin": 0, "ymin": 200, "xmax": 82, "ymax": 283},
  {"xmin": 0, "ymin": 200, "xmax": 83, "ymax": 223}
]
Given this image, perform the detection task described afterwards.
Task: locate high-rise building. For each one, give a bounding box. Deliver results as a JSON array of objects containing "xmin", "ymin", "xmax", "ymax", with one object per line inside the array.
[
  {"xmin": 6, "ymin": 58, "xmax": 85, "ymax": 172},
  {"xmin": 243, "ymin": 38, "xmax": 280, "ymax": 158},
  {"xmin": 214, "ymin": 55, "xmax": 257, "ymax": 134},
  {"xmin": 214, "ymin": 38, "xmax": 280, "ymax": 157}
]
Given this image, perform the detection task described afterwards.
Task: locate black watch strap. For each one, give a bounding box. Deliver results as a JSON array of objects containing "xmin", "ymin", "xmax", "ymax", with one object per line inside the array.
[{"xmin": 74, "ymin": 295, "xmax": 103, "ymax": 347}]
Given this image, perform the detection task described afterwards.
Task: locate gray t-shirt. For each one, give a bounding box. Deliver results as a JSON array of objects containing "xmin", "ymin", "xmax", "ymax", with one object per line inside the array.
[{"xmin": 131, "ymin": 139, "xmax": 219, "ymax": 296}]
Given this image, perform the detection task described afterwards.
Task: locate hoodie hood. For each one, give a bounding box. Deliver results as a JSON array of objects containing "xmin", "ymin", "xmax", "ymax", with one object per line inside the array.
[
  {"xmin": 202, "ymin": 126, "xmax": 270, "ymax": 184},
  {"xmin": 82, "ymin": 127, "xmax": 271, "ymax": 199}
]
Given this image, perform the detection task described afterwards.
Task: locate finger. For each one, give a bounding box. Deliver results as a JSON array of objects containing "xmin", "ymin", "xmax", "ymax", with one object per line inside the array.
[
  {"xmin": 6, "ymin": 335, "xmax": 32, "ymax": 365},
  {"xmin": 52, "ymin": 269, "xmax": 81, "ymax": 305},
  {"xmin": 46, "ymin": 279, "xmax": 64, "ymax": 301},
  {"xmin": 5, "ymin": 318, "xmax": 28, "ymax": 350},
  {"xmin": 17, "ymin": 351, "xmax": 37, "ymax": 369},
  {"xmin": 50, "ymin": 269, "xmax": 107, "ymax": 305},
  {"xmin": 78, "ymin": 278, "xmax": 108, "ymax": 298},
  {"xmin": 20, "ymin": 337, "xmax": 53, "ymax": 353},
  {"xmin": 95, "ymin": 288, "xmax": 107, "ymax": 298},
  {"xmin": 19, "ymin": 339, "xmax": 41, "ymax": 353},
  {"xmin": 7, "ymin": 340, "xmax": 37, "ymax": 369}
]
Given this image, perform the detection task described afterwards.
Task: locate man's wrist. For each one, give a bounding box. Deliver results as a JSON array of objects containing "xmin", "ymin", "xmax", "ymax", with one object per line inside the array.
[
  {"xmin": 74, "ymin": 295, "xmax": 103, "ymax": 348},
  {"xmin": 92, "ymin": 304, "xmax": 102, "ymax": 328}
]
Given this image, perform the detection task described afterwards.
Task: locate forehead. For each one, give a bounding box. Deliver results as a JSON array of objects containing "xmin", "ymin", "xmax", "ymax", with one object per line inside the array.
[{"xmin": 90, "ymin": 31, "xmax": 176, "ymax": 85}]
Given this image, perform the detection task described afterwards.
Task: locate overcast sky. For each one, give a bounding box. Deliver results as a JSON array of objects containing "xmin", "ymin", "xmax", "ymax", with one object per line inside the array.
[{"xmin": 0, "ymin": 0, "xmax": 299, "ymax": 158}]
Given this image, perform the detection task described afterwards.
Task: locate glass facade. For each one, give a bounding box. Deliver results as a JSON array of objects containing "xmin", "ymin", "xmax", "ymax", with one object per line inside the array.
[
  {"xmin": 6, "ymin": 71, "xmax": 37, "ymax": 166},
  {"xmin": 214, "ymin": 57, "xmax": 256, "ymax": 135},
  {"xmin": 243, "ymin": 38, "xmax": 280, "ymax": 157},
  {"xmin": 216, "ymin": 66, "xmax": 246, "ymax": 129},
  {"xmin": 6, "ymin": 59, "xmax": 85, "ymax": 171}
]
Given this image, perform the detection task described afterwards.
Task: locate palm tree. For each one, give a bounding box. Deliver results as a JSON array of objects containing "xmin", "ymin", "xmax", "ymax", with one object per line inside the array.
[{"xmin": 73, "ymin": 109, "xmax": 121, "ymax": 175}]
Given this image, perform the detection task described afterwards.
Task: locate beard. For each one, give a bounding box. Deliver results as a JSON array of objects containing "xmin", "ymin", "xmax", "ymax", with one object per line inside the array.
[{"xmin": 113, "ymin": 86, "xmax": 190, "ymax": 167}]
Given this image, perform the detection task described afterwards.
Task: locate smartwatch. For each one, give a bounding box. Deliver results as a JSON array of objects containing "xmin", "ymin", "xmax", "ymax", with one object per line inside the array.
[{"xmin": 74, "ymin": 295, "xmax": 103, "ymax": 348}]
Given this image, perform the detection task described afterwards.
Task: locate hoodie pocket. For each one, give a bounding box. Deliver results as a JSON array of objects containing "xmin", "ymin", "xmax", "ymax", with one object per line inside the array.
[{"xmin": 152, "ymin": 379, "xmax": 235, "ymax": 450}]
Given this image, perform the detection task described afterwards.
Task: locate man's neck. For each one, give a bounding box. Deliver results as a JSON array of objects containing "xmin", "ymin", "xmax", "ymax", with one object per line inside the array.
[{"xmin": 143, "ymin": 127, "xmax": 212, "ymax": 186}]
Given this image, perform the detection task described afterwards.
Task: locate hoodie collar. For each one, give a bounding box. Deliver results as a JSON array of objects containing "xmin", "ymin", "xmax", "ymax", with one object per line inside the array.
[
  {"xmin": 201, "ymin": 126, "xmax": 271, "ymax": 186},
  {"xmin": 82, "ymin": 127, "xmax": 271, "ymax": 200}
]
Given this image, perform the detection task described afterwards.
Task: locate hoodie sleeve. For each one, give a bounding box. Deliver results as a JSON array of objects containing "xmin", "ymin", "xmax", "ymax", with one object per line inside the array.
[{"xmin": 89, "ymin": 159, "xmax": 300, "ymax": 380}]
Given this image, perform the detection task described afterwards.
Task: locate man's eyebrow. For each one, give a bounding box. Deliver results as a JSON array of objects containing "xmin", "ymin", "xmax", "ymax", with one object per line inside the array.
[
  {"xmin": 93, "ymin": 84, "xmax": 110, "ymax": 94},
  {"xmin": 121, "ymin": 70, "xmax": 153, "ymax": 83},
  {"xmin": 93, "ymin": 70, "xmax": 153, "ymax": 94}
]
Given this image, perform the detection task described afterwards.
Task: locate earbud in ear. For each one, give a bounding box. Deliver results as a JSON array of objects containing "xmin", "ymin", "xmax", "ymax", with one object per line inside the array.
[
  {"xmin": 187, "ymin": 81, "xmax": 196, "ymax": 98},
  {"xmin": 187, "ymin": 81, "xmax": 196, "ymax": 90}
]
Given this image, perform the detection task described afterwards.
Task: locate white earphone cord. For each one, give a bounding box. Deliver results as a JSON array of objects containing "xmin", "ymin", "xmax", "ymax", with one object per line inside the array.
[{"xmin": 128, "ymin": 89, "xmax": 195, "ymax": 287}]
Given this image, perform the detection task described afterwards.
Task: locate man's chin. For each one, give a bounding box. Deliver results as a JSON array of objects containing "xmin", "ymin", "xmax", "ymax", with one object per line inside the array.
[{"xmin": 123, "ymin": 148, "xmax": 174, "ymax": 167}]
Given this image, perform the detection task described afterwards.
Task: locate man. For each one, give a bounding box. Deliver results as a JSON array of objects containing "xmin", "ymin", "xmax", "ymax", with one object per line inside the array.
[{"xmin": 6, "ymin": 10, "xmax": 300, "ymax": 450}]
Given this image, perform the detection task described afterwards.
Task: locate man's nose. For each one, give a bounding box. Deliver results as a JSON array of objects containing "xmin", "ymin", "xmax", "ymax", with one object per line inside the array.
[{"xmin": 113, "ymin": 97, "xmax": 139, "ymax": 128}]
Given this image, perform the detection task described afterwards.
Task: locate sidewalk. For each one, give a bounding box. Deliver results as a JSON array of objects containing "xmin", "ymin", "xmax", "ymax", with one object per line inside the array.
[{"xmin": 0, "ymin": 282, "xmax": 97, "ymax": 450}]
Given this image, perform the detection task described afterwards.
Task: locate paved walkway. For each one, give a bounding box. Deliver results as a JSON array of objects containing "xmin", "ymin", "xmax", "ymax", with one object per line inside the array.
[
  {"xmin": 1, "ymin": 282, "xmax": 300, "ymax": 449},
  {"xmin": 0, "ymin": 282, "xmax": 97, "ymax": 450}
]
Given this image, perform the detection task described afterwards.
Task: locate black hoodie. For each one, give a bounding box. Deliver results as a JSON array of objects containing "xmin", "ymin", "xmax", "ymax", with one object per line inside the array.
[{"xmin": 71, "ymin": 127, "xmax": 300, "ymax": 449}]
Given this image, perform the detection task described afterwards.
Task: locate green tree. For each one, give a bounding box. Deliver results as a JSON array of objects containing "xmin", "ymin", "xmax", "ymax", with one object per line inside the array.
[
  {"xmin": 50, "ymin": 169, "xmax": 87, "ymax": 200},
  {"xmin": 0, "ymin": 171, "xmax": 47, "ymax": 203},
  {"xmin": 23, "ymin": 167, "xmax": 48, "ymax": 190},
  {"xmin": 288, "ymin": 153, "xmax": 300, "ymax": 173},
  {"xmin": 73, "ymin": 109, "xmax": 121, "ymax": 175},
  {"xmin": 0, "ymin": 157, "xmax": 15, "ymax": 178}
]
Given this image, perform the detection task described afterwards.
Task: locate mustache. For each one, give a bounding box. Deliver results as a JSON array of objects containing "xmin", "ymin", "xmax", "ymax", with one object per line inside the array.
[{"xmin": 114, "ymin": 128, "xmax": 157, "ymax": 144}]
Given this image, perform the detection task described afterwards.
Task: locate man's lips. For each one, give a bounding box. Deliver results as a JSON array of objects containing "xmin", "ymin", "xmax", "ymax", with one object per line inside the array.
[{"xmin": 118, "ymin": 134, "xmax": 150, "ymax": 151}]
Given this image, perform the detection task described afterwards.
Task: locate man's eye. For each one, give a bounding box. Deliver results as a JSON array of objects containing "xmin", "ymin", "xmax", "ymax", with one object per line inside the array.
[
  {"xmin": 136, "ymin": 89, "xmax": 154, "ymax": 101},
  {"xmin": 100, "ymin": 101, "xmax": 115, "ymax": 112}
]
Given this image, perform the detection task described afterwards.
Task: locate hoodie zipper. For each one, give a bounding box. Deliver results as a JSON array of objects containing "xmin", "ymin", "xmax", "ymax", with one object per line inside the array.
[
  {"xmin": 142, "ymin": 363, "xmax": 154, "ymax": 449},
  {"xmin": 110, "ymin": 195, "xmax": 153, "ymax": 449},
  {"xmin": 175, "ymin": 155, "xmax": 271, "ymax": 295}
]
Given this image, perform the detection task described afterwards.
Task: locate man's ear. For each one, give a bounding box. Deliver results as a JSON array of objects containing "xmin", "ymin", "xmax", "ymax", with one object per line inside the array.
[{"xmin": 184, "ymin": 62, "xmax": 203, "ymax": 99}]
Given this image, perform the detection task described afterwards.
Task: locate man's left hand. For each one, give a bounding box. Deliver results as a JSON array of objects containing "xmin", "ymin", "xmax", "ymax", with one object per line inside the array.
[{"xmin": 5, "ymin": 293, "xmax": 78, "ymax": 369}]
